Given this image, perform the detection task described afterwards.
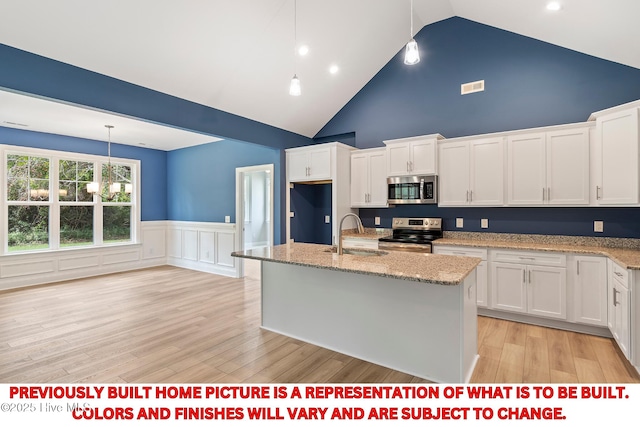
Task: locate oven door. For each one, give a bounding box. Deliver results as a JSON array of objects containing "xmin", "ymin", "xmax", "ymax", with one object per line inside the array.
[
  {"xmin": 378, "ymin": 240, "xmax": 432, "ymax": 253},
  {"xmin": 387, "ymin": 175, "xmax": 437, "ymax": 204}
]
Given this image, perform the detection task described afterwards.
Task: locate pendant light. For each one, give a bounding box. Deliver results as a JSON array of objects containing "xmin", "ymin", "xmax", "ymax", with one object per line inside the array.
[
  {"xmin": 289, "ymin": 0, "xmax": 301, "ymax": 96},
  {"xmin": 86, "ymin": 125, "xmax": 132, "ymax": 201},
  {"xmin": 404, "ymin": 0, "xmax": 420, "ymax": 65}
]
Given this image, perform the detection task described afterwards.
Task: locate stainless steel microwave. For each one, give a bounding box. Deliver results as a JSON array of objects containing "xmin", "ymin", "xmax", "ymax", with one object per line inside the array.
[{"xmin": 387, "ymin": 175, "xmax": 438, "ymax": 205}]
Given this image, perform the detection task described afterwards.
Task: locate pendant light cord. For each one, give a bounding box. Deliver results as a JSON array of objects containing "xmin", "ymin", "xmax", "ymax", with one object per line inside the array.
[{"xmin": 410, "ymin": 0, "xmax": 414, "ymax": 38}]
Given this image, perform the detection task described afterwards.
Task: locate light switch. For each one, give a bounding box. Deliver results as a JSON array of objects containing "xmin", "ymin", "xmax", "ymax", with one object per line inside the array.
[
  {"xmin": 594, "ymin": 220, "xmax": 604, "ymax": 233},
  {"xmin": 325, "ymin": 215, "xmax": 330, "ymax": 224},
  {"xmin": 375, "ymin": 216, "xmax": 381, "ymax": 226},
  {"xmin": 481, "ymin": 218, "xmax": 489, "ymax": 229},
  {"xmin": 456, "ymin": 218, "xmax": 464, "ymax": 228},
  {"xmin": 224, "ymin": 215, "xmax": 230, "ymax": 223}
]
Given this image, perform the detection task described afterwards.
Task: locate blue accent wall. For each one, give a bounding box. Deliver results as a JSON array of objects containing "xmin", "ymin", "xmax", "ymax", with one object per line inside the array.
[
  {"xmin": 0, "ymin": 126, "xmax": 167, "ymax": 221},
  {"xmin": 316, "ymin": 17, "xmax": 640, "ymax": 147},
  {"xmin": 167, "ymin": 139, "xmax": 284, "ymax": 244},
  {"xmin": 290, "ymin": 183, "xmax": 333, "ymax": 245},
  {"xmin": 315, "ymin": 17, "xmax": 640, "ymax": 239}
]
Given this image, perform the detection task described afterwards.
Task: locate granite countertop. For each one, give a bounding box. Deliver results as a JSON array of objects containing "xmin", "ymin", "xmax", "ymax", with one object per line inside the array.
[
  {"xmin": 433, "ymin": 232, "xmax": 640, "ymax": 270},
  {"xmin": 341, "ymin": 228, "xmax": 392, "ymax": 240},
  {"xmin": 232, "ymin": 242, "xmax": 480, "ymax": 285}
]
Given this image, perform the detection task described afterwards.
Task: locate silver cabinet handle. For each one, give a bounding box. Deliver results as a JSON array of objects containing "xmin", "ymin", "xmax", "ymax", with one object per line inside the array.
[
  {"xmin": 523, "ymin": 269, "xmax": 526, "ymax": 283},
  {"xmin": 467, "ymin": 283, "xmax": 472, "ymax": 300},
  {"xmin": 596, "ymin": 186, "xmax": 601, "ymax": 200},
  {"xmin": 466, "ymin": 190, "xmax": 469, "ymax": 202},
  {"xmin": 519, "ymin": 256, "xmax": 535, "ymax": 260},
  {"xmin": 409, "ymin": 161, "xmax": 413, "ymax": 171},
  {"xmin": 453, "ymin": 251, "xmax": 467, "ymax": 255},
  {"xmin": 615, "ymin": 271, "xmax": 623, "ymax": 277},
  {"xmin": 406, "ymin": 161, "xmax": 410, "ymax": 172},
  {"xmin": 547, "ymin": 187, "xmax": 550, "ymax": 201},
  {"xmin": 613, "ymin": 288, "xmax": 619, "ymax": 306},
  {"xmin": 528, "ymin": 270, "xmax": 531, "ymax": 283},
  {"xmin": 469, "ymin": 190, "xmax": 473, "ymax": 202},
  {"xmin": 577, "ymin": 260, "xmax": 580, "ymax": 275},
  {"xmin": 542, "ymin": 188, "xmax": 546, "ymax": 201}
]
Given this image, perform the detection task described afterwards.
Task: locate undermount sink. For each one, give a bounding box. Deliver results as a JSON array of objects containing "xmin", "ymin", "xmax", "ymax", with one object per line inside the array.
[{"xmin": 324, "ymin": 247, "xmax": 388, "ymax": 257}]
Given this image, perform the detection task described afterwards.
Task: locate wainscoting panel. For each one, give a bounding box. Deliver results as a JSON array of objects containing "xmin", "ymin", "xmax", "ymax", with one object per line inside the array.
[
  {"xmin": 0, "ymin": 221, "xmax": 239, "ymax": 290},
  {"xmin": 166, "ymin": 221, "xmax": 238, "ymax": 277},
  {"xmin": 0, "ymin": 221, "xmax": 167, "ymax": 291}
]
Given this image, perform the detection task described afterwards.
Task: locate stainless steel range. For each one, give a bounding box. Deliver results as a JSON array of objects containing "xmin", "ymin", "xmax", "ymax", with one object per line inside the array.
[{"xmin": 378, "ymin": 217, "xmax": 443, "ymax": 253}]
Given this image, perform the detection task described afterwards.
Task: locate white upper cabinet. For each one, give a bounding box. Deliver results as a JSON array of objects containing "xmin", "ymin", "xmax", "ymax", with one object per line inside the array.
[
  {"xmin": 546, "ymin": 128, "xmax": 590, "ymax": 205},
  {"xmin": 439, "ymin": 137, "xmax": 504, "ymax": 206},
  {"xmin": 287, "ymin": 145, "xmax": 332, "ymax": 182},
  {"xmin": 507, "ymin": 126, "xmax": 590, "ymax": 206},
  {"xmin": 507, "ymin": 132, "xmax": 546, "ymax": 205},
  {"xmin": 384, "ymin": 134, "xmax": 443, "ymax": 176},
  {"xmin": 350, "ymin": 148, "xmax": 387, "ymax": 208},
  {"xmin": 592, "ymin": 107, "xmax": 640, "ymax": 205}
]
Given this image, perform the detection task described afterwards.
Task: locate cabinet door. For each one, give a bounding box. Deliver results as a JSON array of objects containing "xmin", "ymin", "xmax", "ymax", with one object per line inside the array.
[
  {"xmin": 410, "ymin": 139, "xmax": 437, "ymax": 174},
  {"xmin": 476, "ymin": 260, "xmax": 488, "ymax": 308},
  {"xmin": 308, "ymin": 148, "xmax": 331, "ymax": 180},
  {"xmin": 368, "ymin": 150, "xmax": 388, "ymax": 206},
  {"xmin": 387, "ymin": 143, "xmax": 411, "ymax": 176},
  {"xmin": 614, "ymin": 282, "xmax": 630, "ymax": 358},
  {"xmin": 287, "ymin": 151, "xmax": 310, "ymax": 182},
  {"xmin": 527, "ymin": 266, "xmax": 566, "ymax": 320},
  {"xmin": 350, "ymin": 153, "xmax": 368, "ymax": 207},
  {"xmin": 438, "ymin": 141, "xmax": 470, "ymax": 206},
  {"xmin": 491, "ymin": 262, "xmax": 527, "ymax": 313},
  {"xmin": 546, "ymin": 128, "xmax": 590, "ymax": 205},
  {"xmin": 573, "ymin": 256, "xmax": 607, "ymax": 326},
  {"xmin": 507, "ymin": 133, "xmax": 546, "ymax": 205},
  {"xmin": 470, "ymin": 137, "xmax": 504, "ymax": 206},
  {"xmin": 598, "ymin": 108, "xmax": 639, "ymax": 204}
]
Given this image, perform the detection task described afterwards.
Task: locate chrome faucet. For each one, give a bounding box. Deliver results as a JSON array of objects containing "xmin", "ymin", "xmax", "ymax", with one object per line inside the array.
[{"xmin": 337, "ymin": 213, "xmax": 365, "ymax": 255}]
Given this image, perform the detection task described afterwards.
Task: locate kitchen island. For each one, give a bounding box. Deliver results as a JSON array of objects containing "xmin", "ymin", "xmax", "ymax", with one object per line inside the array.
[{"xmin": 232, "ymin": 242, "xmax": 480, "ymax": 383}]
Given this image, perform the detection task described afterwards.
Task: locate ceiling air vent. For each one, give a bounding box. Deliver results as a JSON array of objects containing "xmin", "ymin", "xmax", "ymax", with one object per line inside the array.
[{"xmin": 461, "ymin": 80, "xmax": 485, "ymax": 95}]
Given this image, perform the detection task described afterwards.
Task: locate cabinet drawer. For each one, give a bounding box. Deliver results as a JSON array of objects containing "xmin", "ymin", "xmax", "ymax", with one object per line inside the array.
[
  {"xmin": 611, "ymin": 262, "xmax": 629, "ymax": 286},
  {"xmin": 490, "ymin": 249, "xmax": 566, "ymax": 267},
  {"xmin": 434, "ymin": 246, "xmax": 487, "ymax": 260},
  {"xmin": 341, "ymin": 238, "xmax": 379, "ymax": 250}
]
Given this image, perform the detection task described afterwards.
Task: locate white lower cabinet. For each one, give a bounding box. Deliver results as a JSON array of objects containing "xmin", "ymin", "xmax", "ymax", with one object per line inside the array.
[
  {"xmin": 608, "ymin": 259, "xmax": 631, "ymax": 358},
  {"xmin": 570, "ymin": 255, "xmax": 608, "ymax": 326},
  {"xmin": 433, "ymin": 245, "xmax": 488, "ymax": 308},
  {"xmin": 490, "ymin": 250, "xmax": 566, "ymax": 320}
]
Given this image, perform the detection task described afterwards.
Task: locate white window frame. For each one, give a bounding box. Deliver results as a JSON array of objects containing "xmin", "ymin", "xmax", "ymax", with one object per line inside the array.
[{"xmin": 1, "ymin": 144, "xmax": 141, "ymax": 255}]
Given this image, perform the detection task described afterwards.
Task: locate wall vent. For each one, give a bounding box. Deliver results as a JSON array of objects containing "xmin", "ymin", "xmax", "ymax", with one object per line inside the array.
[{"xmin": 461, "ymin": 80, "xmax": 485, "ymax": 95}]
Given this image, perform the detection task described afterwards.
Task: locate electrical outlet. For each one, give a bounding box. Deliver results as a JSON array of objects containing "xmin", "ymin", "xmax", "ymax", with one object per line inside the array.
[
  {"xmin": 224, "ymin": 215, "xmax": 230, "ymax": 223},
  {"xmin": 481, "ymin": 218, "xmax": 489, "ymax": 229},
  {"xmin": 375, "ymin": 216, "xmax": 381, "ymax": 226},
  {"xmin": 289, "ymin": 211, "xmax": 295, "ymax": 218},
  {"xmin": 594, "ymin": 220, "xmax": 604, "ymax": 233},
  {"xmin": 325, "ymin": 215, "xmax": 330, "ymax": 224},
  {"xmin": 456, "ymin": 218, "xmax": 464, "ymax": 228}
]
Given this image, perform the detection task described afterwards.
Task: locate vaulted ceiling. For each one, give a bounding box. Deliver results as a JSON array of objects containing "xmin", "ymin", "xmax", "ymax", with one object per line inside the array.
[{"xmin": 1, "ymin": 0, "xmax": 638, "ymax": 148}]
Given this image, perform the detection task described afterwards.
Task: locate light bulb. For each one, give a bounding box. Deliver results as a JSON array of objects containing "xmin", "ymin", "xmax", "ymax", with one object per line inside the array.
[
  {"xmin": 546, "ymin": 2, "xmax": 561, "ymax": 11},
  {"xmin": 289, "ymin": 74, "xmax": 301, "ymax": 96},
  {"xmin": 404, "ymin": 39, "xmax": 420, "ymax": 65},
  {"xmin": 298, "ymin": 45, "xmax": 309, "ymax": 56}
]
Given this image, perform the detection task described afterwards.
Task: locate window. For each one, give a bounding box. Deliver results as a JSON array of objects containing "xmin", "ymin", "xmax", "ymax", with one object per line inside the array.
[{"xmin": 2, "ymin": 145, "xmax": 139, "ymax": 254}]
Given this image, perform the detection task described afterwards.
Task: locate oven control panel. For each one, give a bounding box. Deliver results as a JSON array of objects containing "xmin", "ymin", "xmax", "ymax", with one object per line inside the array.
[{"xmin": 392, "ymin": 217, "xmax": 442, "ymax": 230}]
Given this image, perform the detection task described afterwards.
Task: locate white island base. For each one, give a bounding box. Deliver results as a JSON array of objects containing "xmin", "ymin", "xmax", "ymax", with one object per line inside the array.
[{"xmin": 261, "ymin": 261, "xmax": 478, "ymax": 383}]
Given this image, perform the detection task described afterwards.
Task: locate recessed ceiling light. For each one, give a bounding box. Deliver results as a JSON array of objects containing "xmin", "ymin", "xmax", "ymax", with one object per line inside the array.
[
  {"xmin": 546, "ymin": 2, "xmax": 561, "ymax": 11},
  {"xmin": 329, "ymin": 64, "xmax": 339, "ymax": 74},
  {"xmin": 298, "ymin": 45, "xmax": 309, "ymax": 56}
]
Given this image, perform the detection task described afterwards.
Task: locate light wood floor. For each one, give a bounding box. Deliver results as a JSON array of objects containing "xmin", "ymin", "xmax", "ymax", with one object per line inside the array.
[{"xmin": 0, "ymin": 265, "xmax": 638, "ymax": 383}]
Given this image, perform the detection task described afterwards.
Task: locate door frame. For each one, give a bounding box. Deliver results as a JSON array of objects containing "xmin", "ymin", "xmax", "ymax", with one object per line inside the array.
[{"xmin": 235, "ymin": 164, "xmax": 274, "ymax": 277}]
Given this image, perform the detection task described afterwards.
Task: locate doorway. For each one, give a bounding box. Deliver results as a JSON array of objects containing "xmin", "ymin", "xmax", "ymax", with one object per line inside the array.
[{"xmin": 235, "ymin": 164, "xmax": 274, "ymax": 278}]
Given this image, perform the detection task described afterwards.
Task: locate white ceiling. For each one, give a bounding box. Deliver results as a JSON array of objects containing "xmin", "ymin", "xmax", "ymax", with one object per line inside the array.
[{"xmin": 1, "ymin": 0, "xmax": 638, "ymax": 149}]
